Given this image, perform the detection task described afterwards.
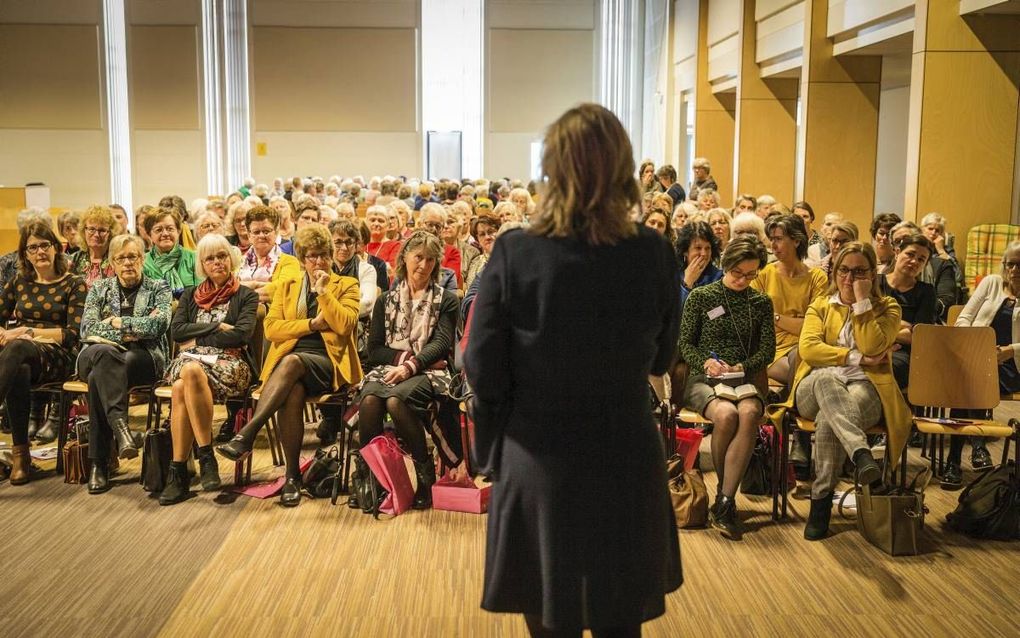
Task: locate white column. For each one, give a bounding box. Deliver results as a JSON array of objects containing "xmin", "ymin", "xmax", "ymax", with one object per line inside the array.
[
  {"xmin": 223, "ymin": 0, "xmax": 252, "ymax": 190},
  {"xmin": 202, "ymin": 0, "xmax": 225, "ymax": 196},
  {"xmin": 598, "ymin": 0, "xmax": 644, "ymax": 155},
  {"xmin": 102, "ymin": 0, "xmax": 133, "ymax": 216}
]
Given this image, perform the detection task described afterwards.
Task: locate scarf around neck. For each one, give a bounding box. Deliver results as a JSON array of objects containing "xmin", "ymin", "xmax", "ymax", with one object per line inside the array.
[
  {"xmin": 194, "ymin": 275, "xmax": 240, "ymax": 310},
  {"xmin": 384, "ymin": 279, "xmax": 443, "ymax": 356},
  {"xmin": 144, "ymin": 244, "xmax": 185, "ymax": 289}
]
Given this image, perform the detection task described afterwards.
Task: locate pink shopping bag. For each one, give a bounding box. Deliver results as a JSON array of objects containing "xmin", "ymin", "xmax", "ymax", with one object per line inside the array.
[
  {"xmin": 432, "ymin": 470, "xmax": 491, "ymax": 514},
  {"xmin": 360, "ymin": 433, "xmax": 415, "ymax": 515},
  {"xmin": 674, "ymin": 428, "xmax": 704, "ymax": 472}
]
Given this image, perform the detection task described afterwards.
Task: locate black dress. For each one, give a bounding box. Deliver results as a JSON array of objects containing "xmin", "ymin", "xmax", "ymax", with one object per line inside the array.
[{"xmin": 465, "ymin": 226, "xmax": 682, "ymax": 630}]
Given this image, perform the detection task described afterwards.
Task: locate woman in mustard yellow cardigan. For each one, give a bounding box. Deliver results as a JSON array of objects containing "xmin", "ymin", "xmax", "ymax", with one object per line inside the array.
[
  {"xmin": 769, "ymin": 242, "xmax": 911, "ymax": 541},
  {"xmin": 217, "ymin": 224, "xmax": 362, "ymax": 507}
]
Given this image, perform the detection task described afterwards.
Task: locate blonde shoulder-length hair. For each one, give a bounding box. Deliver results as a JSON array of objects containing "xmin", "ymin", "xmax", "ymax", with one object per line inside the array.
[
  {"xmin": 827, "ymin": 241, "xmax": 883, "ymax": 302},
  {"xmin": 529, "ymin": 103, "xmax": 639, "ymax": 246}
]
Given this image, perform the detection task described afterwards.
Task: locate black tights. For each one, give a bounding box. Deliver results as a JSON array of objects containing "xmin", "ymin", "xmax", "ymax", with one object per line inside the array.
[
  {"xmin": 358, "ymin": 394, "xmax": 428, "ymax": 463},
  {"xmin": 236, "ymin": 355, "xmax": 309, "ymax": 479},
  {"xmin": 947, "ymin": 409, "xmax": 991, "ymax": 465},
  {"xmin": 0, "ymin": 341, "xmax": 42, "ymax": 446},
  {"xmin": 524, "ymin": 614, "xmax": 640, "ymax": 638}
]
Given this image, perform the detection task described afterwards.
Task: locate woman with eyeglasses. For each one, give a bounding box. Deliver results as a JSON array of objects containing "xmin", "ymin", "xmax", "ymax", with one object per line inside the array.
[
  {"xmin": 769, "ymin": 242, "xmax": 911, "ymax": 541},
  {"xmin": 77, "ymin": 234, "xmax": 172, "ymax": 493},
  {"xmin": 878, "ymin": 232, "xmax": 936, "ymax": 391},
  {"xmin": 1, "ymin": 221, "xmax": 88, "ymax": 485},
  {"xmin": 217, "ymin": 224, "xmax": 362, "ymax": 507},
  {"xmin": 225, "ymin": 201, "xmax": 252, "ymax": 253},
  {"xmin": 679, "ymin": 236, "xmax": 775, "ymax": 540},
  {"xmin": 158, "ymin": 234, "xmax": 259, "ymax": 504},
  {"xmin": 237, "ymin": 205, "xmax": 301, "ymax": 303},
  {"xmin": 71, "ymin": 205, "xmax": 118, "ymax": 287},
  {"xmin": 464, "ymin": 216, "xmax": 501, "ymax": 289},
  {"xmin": 142, "ymin": 207, "xmax": 197, "ymax": 295}
]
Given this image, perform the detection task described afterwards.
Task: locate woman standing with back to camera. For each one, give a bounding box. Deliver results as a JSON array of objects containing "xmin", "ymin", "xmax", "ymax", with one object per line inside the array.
[{"xmin": 465, "ymin": 103, "xmax": 682, "ymax": 638}]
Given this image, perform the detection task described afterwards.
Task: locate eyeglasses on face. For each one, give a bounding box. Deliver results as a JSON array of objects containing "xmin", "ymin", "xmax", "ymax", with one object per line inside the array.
[
  {"xmin": 1004, "ymin": 261, "xmax": 1020, "ymax": 271},
  {"xmin": 333, "ymin": 239, "xmax": 356, "ymax": 249},
  {"xmin": 303, "ymin": 252, "xmax": 330, "ymax": 262},
  {"xmin": 25, "ymin": 241, "xmax": 53, "ymax": 254},
  {"xmin": 150, "ymin": 225, "xmax": 177, "ymax": 236},
  {"xmin": 85, "ymin": 226, "xmax": 110, "ymax": 236},
  {"xmin": 836, "ymin": 266, "xmax": 872, "ymax": 279},
  {"xmin": 113, "ymin": 254, "xmax": 141, "ymax": 265},
  {"xmin": 249, "ymin": 228, "xmax": 275, "ymax": 237},
  {"xmin": 202, "ymin": 252, "xmax": 231, "ymax": 264},
  {"xmin": 728, "ymin": 268, "xmax": 758, "ymax": 282}
]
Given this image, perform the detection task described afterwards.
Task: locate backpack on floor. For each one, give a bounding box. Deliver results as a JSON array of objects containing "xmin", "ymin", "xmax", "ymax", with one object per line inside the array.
[{"xmin": 946, "ymin": 460, "xmax": 1020, "ymax": 540}]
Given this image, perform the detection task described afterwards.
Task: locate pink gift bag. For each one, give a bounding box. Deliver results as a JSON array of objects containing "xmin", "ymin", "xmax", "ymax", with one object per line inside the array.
[
  {"xmin": 674, "ymin": 428, "xmax": 704, "ymax": 472},
  {"xmin": 432, "ymin": 471, "xmax": 491, "ymax": 514},
  {"xmin": 360, "ymin": 433, "xmax": 415, "ymax": 516}
]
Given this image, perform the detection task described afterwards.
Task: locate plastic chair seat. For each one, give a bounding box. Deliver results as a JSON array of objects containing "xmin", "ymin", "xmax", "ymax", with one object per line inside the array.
[
  {"xmin": 794, "ymin": 416, "xmax": 886, "ymax": 435},
  {"xmin": 677, "ymin": 408, "xmax": 711, "ymax": 425},
  {"xmin": 913, "ymin": 418, "xmax": 1013, "ymax": 438},
  {"xmin": 62, "ymin": 380, "xmax": 88, "ymax": 393},
  {"xmin": 153, "ymin": 385, "xmax": 172, "ymax": 399}
]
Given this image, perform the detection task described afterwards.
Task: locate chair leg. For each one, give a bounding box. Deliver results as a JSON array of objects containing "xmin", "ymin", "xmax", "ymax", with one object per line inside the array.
[
  {"xmin": 55, "ymin": 391, "xmax": 71, "ymax": 474},
  {"xmin": 780, "ymin": 414, "xmax": 791, "ymax": 520}
]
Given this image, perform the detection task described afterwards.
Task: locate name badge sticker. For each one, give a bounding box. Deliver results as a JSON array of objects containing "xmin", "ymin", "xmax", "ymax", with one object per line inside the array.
[{"xmin": 707, "ymin": 305, "xmax": 725, "ymax": 320}]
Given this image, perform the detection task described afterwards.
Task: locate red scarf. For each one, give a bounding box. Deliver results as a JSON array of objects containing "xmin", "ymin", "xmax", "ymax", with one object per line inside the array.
[{"xmin": 193, "ymin": 275, "xmax": 240, "ymax": 310}]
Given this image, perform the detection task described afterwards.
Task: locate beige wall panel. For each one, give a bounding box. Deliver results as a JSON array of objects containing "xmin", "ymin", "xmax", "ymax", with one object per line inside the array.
[
  {"xmin": 486, "ymin": 133, "xmax": 539, "ymax": 182},
  {"xmin": 803, "ymin": 0, "xmax": 881, "ymax": 84},
  {"xmin": 707, "ymin": 0, "xmax": 740, "ymax": 46},
  {"xmin": 132, "ymin": 130, "xmax": 206, "ymax": 205},
  {"xmin": 912, "ymin": 52, "xmax": 1020, "ymax": 234},
  {"xmin": 252, "ymin": 0, "xmax": 418, "ymax": 28},
  {"xmin": 676, "ymin": 58, "xmax": 697, "ymax": 92},
  {"xmin": 801, "ymin": 82, "xmax": 879, "ymax": 234},
  {"xmin": 0, "ymin": 24, "xmax": 102, "ymax": 129},
  {"xmin": 0, "ymin": 0, "xmax": 101, "ymax": 23},
  {"xmin": 252, "ymin": 131, "xmax": 420, "ymax": 183},
  {"xmin": 488, "ymin": 29, "xmax": 594, "ymax": 133},
  {"xmin": 874, "ymin": 83, "xmax": 909, "ymax": 215},
  {"xmin": 252, "ymin": 27, "xmax": 416, "ymax": 132},
  {"xmin": 914, "ymin": 1, "xmax": 1020, "ymax": 53},
  {"xmin": 674, "ymin": 0, "xmax": 699, "ymax": 63},
  {"xmin": 694, "ymin": 107, "xmax": 735, "ymax": 205},
  {"xmin": 756, "ymin": 2, "xmax": 804, "ymax": 64},
  {"xmin": 0, "ymin": 129, "xmax": 110, "ymax": 208},
  {"xmin": 736, "ymin": 98, "xmax": 797, "ymax": 202},
  {"xmin": 130, "ymin": 26, "xmax": 201, "ymax": 130},
  {"xmin": 127, "ymin": 0, "xmax": 201, "ymax": 24},
  {"xmin": 756, "ymin": 0, "xmax": 801, "ymax": 20},
  {"xmin": 487, "ymin": 0, "xmax": 595, "ymax": 30},
  {"xmin": 826, "ymin": 0, "xmax": 913, "ymax": 38},
  {"xmin": 708, "ymin": 33, "xmax": 739, "ymax": 83}
]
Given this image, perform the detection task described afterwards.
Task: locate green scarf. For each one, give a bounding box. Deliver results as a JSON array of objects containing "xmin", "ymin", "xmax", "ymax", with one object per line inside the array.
[{"xmin": 143, "ymin": 244, "xmax": 195, "ymax": 290}]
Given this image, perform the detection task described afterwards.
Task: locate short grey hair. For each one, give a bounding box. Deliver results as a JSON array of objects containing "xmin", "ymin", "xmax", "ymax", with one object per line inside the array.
[
  {"xmin": 693, "ymin": 157, "xmax": 711, "ymax": 172},
  {"xmin": 109, "ymin": 234, "xmax": 145, "ymax": 258},
  {"xmin": 17, "ymin": 207, "xmax": 51, "ymax": 232},
  {"xmin": 195, "ymin": 232, "xmax": 241, "ymax": 279},
  {"xmin": 920, "ymin": 212, "xmax": 946, "ymax": 232}
]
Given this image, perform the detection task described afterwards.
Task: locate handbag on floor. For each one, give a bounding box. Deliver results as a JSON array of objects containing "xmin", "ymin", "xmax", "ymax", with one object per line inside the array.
[
  {"xmin": 946, "ymin": 460, "xmax": 1020, "ymax": 540},
  {"xmin": 850, "ymin": 468, "xmax": 932, "ymax": 556},
  {"xmin": 667, "ymin": 453, "xmax": 708, "ymax": 528},
  {"xmin": 302, "ymin": 445, "xmax": 343, "ymax": 499},
  {"xmin": 740, "ymin": 425, "xmax": 774, "ymax": 496},
  {"xmin": 360, "ymin": 433, "xmax": 415, "ymax": 516},
  {"xmin": 140, "ymin": 419, "xmax": 172, "ymax": 492},
  {"xmin": 62, "ymin": 415, "xmax": 118, "ymax": 485},
  {"xmin": 349, "ymin": 450, "xmax": 385, "ymax": 517}
]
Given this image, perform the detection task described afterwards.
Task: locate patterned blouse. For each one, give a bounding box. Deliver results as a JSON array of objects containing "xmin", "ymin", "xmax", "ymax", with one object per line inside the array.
[
  {"xmin": 239, "ymin": 244, "xmax": 281, "ymax": 283},
  {"xmin": 71, "ymin": 250, "xmax": 114, "ymax": 288},
  {"xmin": 679, "ymin": 278, "xmax": 775, "ymax": 373}
]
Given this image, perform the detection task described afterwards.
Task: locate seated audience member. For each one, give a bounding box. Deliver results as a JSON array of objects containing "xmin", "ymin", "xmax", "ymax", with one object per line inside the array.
[
  {"xmin": 639, "ymin": 159, "xmax": 662, "ymax": 194},
  {"xmin": 707, "ymin": 207, "xmax": 732, "ymax": 251},
  {"xmin": 238, "ymin": 205, "xmax": 301, "ymax": 303},
  {"xmin": 879, "ymin": 232, "xmax": 936, "ymax": 390},
  {"xmin": 641, "ymin": 192, "xmax": 656, "ymax": 216},
  {"xmin": 688, "ymin": 157, "xmax": 717, "ymax": 202},
  {"xmin": 656, "ymin": 164, "xmax": 687, "ymax": 206},
  {"xmin": 352, "ymin": 219, "xmax": 388, "ymax": 293},
  {"xmin": 942, "ymin": 241, "xmax": 1020, "ymax": 487},
  {"xmin": 733, "ymin": 194, "xmax": 756, "ymax": 216},
  {"xmin": 644, "ymin": 195, "xmax": 675, "ymax": 244},
  {"xmin": 672, "ymin": 201, "xmax": 696, "ymax": 231},
  {"xmin": 418, "ymin": 203, "xmax": 462, "ymax": 290},
  {"xmin": 336, "ymin": 202, "xmax": 356, "ymax": 221},
  {"xmin": 697, "ymin": 189, "xmax": 720, "ymax": 212},
  {"xmin": 465, "ymin": 215, "xmax": 501, "ymax": 289},
  {"xmin": 159, "ymin": 234, "xmax": 260, "ymax": 505},
  {"xmin": 920, "ymin": 212, "xmax": 956, "ymax": 261},
  {"xmin": 194, "ymin": 211, "xmax": 225, "ymax": 241},
  {"xmin": 752, "ymin": 214, "xmax": 828, "ymax": 387},
  {"xmin": 812, "ymin": 221, "xmax": 858, "ymax": 277},
  {"xmin": 218, "ymin": 224, "xmax": 362, "ymax": 507},
  {"xmin": 677, "ymin": 221, "xmax": 722, "ymax": 316},
  {"xmin": 679, "ymin": 236, "xmax": 775, "ymax": 540},
  {"xmin": 135, "ymin": 205, "xmax": 155, "ymax": 249},
  {"xmin": 268, "ymin": 196, "xmax": 296, "ymax": 251},
  {"xmin": 225, "ymin": 201, "xmax": 252, "ymax": 253},
  {"xmin": 805, "ymin": 212, "xmax": 844, "ymax": 266},
  {"xmin": 109, "ymin": 204, "xmax": 130, "ymax": 235},
  {"xmin": 731, "ymin": 212, "xmax": 769, "ymax": 246},
  {"xmin": 772, "ymin": 241, "xmax": 911, "ymax": 541},
  {"xmin": 72, "ymin": 205, "xmax": 117, "ymax": 287},
  {"xmin": 390, "ymin": 200, "xmax": 413, "ymax": 238},
  {"xmin": 58, "ymin": 211, "xmax": 81, "ymax": 255},
  {"xmin": 0, "ymin": 222, "xmax": 88, "ymax": 485},
  {"xmin": 509, "ymin": 187, "xmax": 534, "ymax": 221},
  {"xmin": 143, "ymin": 207, "xmax": 198, "ymax": 294},
  {"xmin": 870, "ymin": 213, "xmax": 901, "ymax": 274},
  {"xmin": 78, "ymin": 235, "xmax": 172, "ymax": 493},
  {"xmin": 755, "ymin": 195, "xmax": 776, "ymax": 219},
  {"xmin": 384, "ymin": 204, "xmax": 404, "ymax": 241},
  {"xmin": 890, "ymin": 221, "xmax": 961, "ymax": 322},
  {"xmin": 157, "ymin": 196, "xmax": 196, "ymax": 249},
  {"xmin": 355, "ymin": 232, "xmax": 460, "ymax": 510},
  {"xmin": 365, "ymin": 205, "xmax": 402, "ymax": 269},
  {"xmin": 0, "ymin": 210, "xmax": 48, "ymax": 289},
  {"xmin": 447, "ymin": 201, "xmax": 480, "ymax": 284},
  {"xmin": 207, "ymin": 199, "xmax": 227, "ymax": 221},
  {"xmin": 792, "ymin": 201, "xmax": 823, "ymax": 247},
  {"xmin": 294, "ymin": 198, "xmax": 322, "ymax": 231}
]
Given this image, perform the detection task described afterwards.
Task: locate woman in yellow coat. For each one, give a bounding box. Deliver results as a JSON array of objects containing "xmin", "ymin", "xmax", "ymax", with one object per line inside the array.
[
  {"xmin": 768, "ymin": 242, "xmax": 911, "ymax": 541},
  {"xmin": 217, "ymin": 224, "xmax": 362, "ymax": 507}
]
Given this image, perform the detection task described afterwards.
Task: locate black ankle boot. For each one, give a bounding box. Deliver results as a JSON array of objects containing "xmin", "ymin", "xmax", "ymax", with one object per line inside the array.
[
  {"xmin": 159, "ymin": 462, "xmax": 191, "ymax": 505},
  {"xmin": 315, "ymin": 418, "xmax": 339, "ymax": 445},
  {"xmin": 215, "ymin": 407, "xmax": 238, "ymax": 443},
  {"xmin": 88, "ymin": 459, "xmax": 111, "ymax": 494},
  {"xmin": 112, "ymin": 418, "xmax": 139, "ymax": 459},
  {"xmin": 196, "ymin": 445, "xmax": 221, "ymax": 491},
  {"xmin": 27, "ymin": 396, "xmax": 45, "ymax": 439},
  {"xmin": 34, "ymin": 404, "xmax": 60, "ymax": 443},
  {"xmin": 280, "ymin": 477, "xmax": 301, "ymax": 507},
  {"xmin": 804, "ymin": 492, "xmax": 834, "ymax": 540},
  {"xmin": 709, "ymin": 495, "xmax": 743, "ymax": 540},
  {"xmin": 216, "ymin": 434, "xmax": 253, "ymax": 462},
  {"xmin": 412, "ymin": 459, "xmax": 436, "ymax": 510},
  {"xmin": 852, "ymin": 448, "xmax": 882, "ymax": 487}
]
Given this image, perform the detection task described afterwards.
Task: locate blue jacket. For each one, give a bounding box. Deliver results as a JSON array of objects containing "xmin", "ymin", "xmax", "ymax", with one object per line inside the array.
[{"xmin": 79, "ymin": 275, "xmax": 173, "ymax": 376}]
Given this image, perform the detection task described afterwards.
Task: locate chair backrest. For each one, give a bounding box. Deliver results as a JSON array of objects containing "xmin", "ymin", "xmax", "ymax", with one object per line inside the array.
[
  {"xmin": 965, "ymin": 223, "xmax": 1020, "ymax": 290},
  {"xmin": 253, "ymin": 303, "xmax": 268, "ymax": 369},
  {"xmin": 909, "ymin": 324, "xmax": 999, "ymax": 410},
  {"xmin": 947, "ymin": 304, "xmax": 965, "ymax": 327}
]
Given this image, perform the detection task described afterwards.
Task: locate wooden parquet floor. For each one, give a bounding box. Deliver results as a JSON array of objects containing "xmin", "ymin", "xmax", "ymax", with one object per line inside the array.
[{"xmin": 1, "ymin": 403, "xmax": 1019, "ymax": 638}]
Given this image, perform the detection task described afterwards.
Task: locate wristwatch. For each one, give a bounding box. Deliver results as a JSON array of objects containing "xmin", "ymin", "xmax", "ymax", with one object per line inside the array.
[{"xmin": 774, "ymin": 313, "xmax": 781, "ymax": 324}]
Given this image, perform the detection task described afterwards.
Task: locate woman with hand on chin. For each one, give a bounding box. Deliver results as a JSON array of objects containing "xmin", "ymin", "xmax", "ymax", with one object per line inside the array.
[
  {"xmin": 0, "ymin": 222, "xmax": 88, "ymax": 485},
  {"xmin": 158, "ymin": 234, "xmax": 260, "ymax": 505},
  {"xmin": 679, "ymin": 236, "xmax": 775, "ymax": 540},
  {"xmin": 217, "ymin": 224, "xmax": 362, "ymax": 507},
  {"xmin": 677, "ymin": 221, "xmax": 721, "ymax": 316}
]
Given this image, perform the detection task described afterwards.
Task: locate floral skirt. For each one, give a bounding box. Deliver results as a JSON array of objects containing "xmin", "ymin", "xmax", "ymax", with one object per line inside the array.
[{"xmin": 165, "ymin": 346, "xmax": 251, "ymax": 403}]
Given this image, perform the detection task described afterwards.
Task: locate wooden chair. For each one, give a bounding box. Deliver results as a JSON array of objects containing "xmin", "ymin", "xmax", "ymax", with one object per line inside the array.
[
  {"xmin": 947, "ymin": 304, "xmax": 965, "ymax": 327},
  {"xmin": 55, "ymin": 380, "xmax": 156, "ymax": 474},
  {"xmin": 908, "ymin": 324, "xmax": 1018, "ymax": 475}
]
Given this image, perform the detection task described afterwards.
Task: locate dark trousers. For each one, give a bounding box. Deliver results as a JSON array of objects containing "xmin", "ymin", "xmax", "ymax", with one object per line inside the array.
[
  {"xmin": 76, "ymin": 344, "xmax": 156, "ymax": 460},
  {"xmin": 891, "ymin": 348, "xmax": 910, "ymax": 390},
  {"xmin": 0, "ymin": 340, "xmax": 43, "ymax": 445}
]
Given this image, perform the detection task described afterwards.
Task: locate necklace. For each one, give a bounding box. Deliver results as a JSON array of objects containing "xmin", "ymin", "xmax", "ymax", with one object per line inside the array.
[{"xmin": 721, "ymin": 283, "xmax": 754, "ymax": 360}]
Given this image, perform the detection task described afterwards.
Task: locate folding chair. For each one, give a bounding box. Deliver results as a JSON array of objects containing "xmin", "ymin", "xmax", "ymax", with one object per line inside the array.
[
  {"xmin": 908, "ymin": 324, "xmax": 1018, "ymax": 476},
  {"xmin": 946, "ymin": 304, "xmax": 965, "ymax": 327}
]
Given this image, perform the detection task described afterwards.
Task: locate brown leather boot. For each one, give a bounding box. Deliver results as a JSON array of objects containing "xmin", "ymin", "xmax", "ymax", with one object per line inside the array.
[{"xmin": 10, "ymin": 444, "xmax": 32, "ymax": 485}]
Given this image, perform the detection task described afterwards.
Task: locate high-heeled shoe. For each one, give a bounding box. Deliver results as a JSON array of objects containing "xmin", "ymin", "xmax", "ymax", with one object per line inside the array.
[
  {"xmin": 280, "ymin": 477, "xmax": 301, "ymax": 507},
  {"xmin": 215, "ymin": 435, "xmax": 252, "ymax": 462}
]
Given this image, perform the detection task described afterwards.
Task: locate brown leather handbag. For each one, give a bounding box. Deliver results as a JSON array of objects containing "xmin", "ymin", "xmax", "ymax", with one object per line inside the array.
[{"xmin": 668, "ymin": 454, "xmax": 708, "ymax": 528}]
